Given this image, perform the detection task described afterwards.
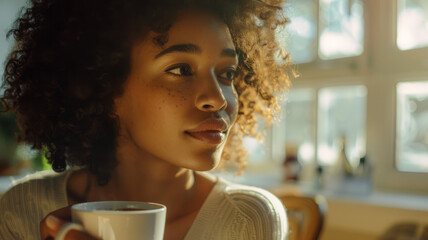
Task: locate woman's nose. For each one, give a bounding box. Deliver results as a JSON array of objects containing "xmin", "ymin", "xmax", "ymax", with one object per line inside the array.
[{"xmin": 195, "ymin": 73, "xmax": 227, "ymax": 112}]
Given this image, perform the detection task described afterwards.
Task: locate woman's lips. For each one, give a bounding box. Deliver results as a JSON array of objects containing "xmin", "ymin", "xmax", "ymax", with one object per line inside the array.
[
  {"xmin": 186, "ymin": 118, "xmax": 229, "ymax": 144},
  {"xmin": 186, "ymin": 130, "xmax": 226, "ymax": 145}
]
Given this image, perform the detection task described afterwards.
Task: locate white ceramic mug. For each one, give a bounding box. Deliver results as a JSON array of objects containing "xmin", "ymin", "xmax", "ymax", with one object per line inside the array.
[{"xmin": 55, "ymin": 201, "xmax": 167, "ymax": 240}]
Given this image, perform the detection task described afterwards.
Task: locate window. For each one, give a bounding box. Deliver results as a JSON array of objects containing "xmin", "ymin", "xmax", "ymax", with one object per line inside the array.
[
  {"xmin": 318, "ymin": 0, "xmax": 364, "ymax": 59},
  {"xmin": 272, "ymin": 88, "xmax": 317, "ymax": 181},
  {"xmin": 396, "ymin": 0, "xmax": 428, "ymax": 50},
  {"xmin": 277, "ymin": 0, "xmax": 368, "ymax": 185},
  {"xmin": 396, "ymin": 81, "xmax": 428, "ymax": 172},
  {"xmin": 317, "ymin": 85, "xmax": 367, "ymax": 167},
  {"xmin": 281, "ymin": 0, "xmax": 317, "ymax": 63},
  {"xmin": 239, "ymin": 0, "xmax": 428, "ymax": 194},
  {"xmin": 281, "ymin": 0, "xmax": 365, "ymax": 63},
  {"xmin": 243, "ymin": 125, "xmax": 273, "ymax": 167}
]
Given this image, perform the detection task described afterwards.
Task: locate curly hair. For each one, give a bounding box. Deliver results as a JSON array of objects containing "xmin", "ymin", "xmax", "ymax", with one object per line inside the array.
[{"xmin": 1, "ymin": 0, "xmax": 292, "ymax": 184}]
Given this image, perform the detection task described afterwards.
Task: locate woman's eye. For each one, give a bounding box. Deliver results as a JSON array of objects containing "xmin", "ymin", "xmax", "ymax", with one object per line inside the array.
[
  {"xmin": 165, "ymin": 64, "xmax": 193, "ymax": 76},
  {"xmin": 219, "ymin": 69, "xmax": 237, "ymax": 82}
]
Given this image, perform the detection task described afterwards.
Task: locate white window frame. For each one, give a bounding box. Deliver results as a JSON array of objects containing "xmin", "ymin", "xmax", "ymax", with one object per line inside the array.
[
  {"xmin": 286, "ymin": 0, "xmax": 428, "ymax": 194},
  {"xmin": 368, "ymin": 0, "xmax": 428, "ymax": 193}
]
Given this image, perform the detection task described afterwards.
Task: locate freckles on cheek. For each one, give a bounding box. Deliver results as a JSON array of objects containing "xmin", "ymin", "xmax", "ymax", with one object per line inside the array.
[{"xmin": 163, "ymin": 86, "xmax": 188, "ymax": 108}]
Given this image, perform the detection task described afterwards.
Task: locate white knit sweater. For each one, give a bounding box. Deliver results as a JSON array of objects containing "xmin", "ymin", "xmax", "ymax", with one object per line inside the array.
[{"xmin": 0, "ymin": 170, "xmax": 287, "ymax": 240}]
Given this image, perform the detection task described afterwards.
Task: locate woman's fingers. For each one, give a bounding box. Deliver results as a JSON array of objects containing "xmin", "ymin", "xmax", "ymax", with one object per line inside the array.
[
  {"xmin": 63, "ymin": 229, "xmax": 100, "ymax": 240},
  {"xmin": 41, "ymin": 206, "xmax": 70, "ymax": 239},
  {"xmin": 41, "ymin": 215, "xmax": 66, "ymax": 238},
  {"xmin": 40, "ymin": 206, "xmax": 100, "ymax": 240}
]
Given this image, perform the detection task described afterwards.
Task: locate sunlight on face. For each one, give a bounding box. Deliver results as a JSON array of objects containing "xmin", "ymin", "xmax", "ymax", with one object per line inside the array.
[{"xmin": 114, "ymin": 11, "xmax": 239, "ymax": 171}]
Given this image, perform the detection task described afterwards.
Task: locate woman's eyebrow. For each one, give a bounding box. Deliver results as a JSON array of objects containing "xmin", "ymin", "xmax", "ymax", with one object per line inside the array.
[
  {"xmin": 154, "ymin": 44, "xmax": 237, "ymax": 59},
  {"xmin": 155, "ymin": 44, "xmax": 201, "ymax": 59}
]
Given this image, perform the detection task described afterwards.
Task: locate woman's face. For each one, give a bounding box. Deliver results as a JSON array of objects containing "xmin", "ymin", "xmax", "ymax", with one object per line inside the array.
[{"xmin": 114, "ymin": 11, "xmax": 239, "ymax": 171}]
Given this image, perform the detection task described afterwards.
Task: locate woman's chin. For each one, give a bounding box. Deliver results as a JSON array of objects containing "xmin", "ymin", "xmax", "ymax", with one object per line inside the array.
[{"xmin": 184, "ymin": 154, "xmax": 221, "ymax": 172}]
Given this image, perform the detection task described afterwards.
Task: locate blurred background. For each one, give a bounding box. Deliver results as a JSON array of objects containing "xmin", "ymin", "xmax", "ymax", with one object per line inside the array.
[{"xmin": 1, "ymin": 0, "xmax": 428, "ymax": 239}]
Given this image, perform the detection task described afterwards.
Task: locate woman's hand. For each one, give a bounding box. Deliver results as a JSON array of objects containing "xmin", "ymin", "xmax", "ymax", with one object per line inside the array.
[{"xmin": 40, "ymin": 206, "xmax": 99, "ymax": 240}]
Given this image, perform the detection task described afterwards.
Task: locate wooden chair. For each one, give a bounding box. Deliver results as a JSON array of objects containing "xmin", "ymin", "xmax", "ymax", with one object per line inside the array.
[{"xmin": 276, "ymin": 194, "xmax": 327, "ymax": 240}]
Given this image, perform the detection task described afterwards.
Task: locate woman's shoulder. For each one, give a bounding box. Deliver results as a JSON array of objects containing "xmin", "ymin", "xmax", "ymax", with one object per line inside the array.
[
  {"xmin": 194, "ymin": 173, "xmax": 288, "ymax": 239},
  {"xmin": 199, "ymin": 172, "xmax": 286, "ymax": 215},
  {"xmin": 218, "ymin": 177, "xmax": 286, "ymax": 218},
  {"xmin": 0, "ymin": 170, "xmax": 71, "ymax": 239},
  {"xmin": 1, "ymin": 170, "xmax": 69, "ymax": 199},
  {"xmin": 0, "ymin": 169, "xmax": 70, "ymax": 211}
]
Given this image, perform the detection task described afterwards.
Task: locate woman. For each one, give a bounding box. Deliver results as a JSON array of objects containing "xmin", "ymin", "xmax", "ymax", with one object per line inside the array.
[{"xmin": 0, "ymin": 0, "xmax": 292, "ymax": 239}]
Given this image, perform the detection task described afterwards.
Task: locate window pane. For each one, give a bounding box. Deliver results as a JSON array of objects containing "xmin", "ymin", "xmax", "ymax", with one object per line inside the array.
[
  {"xmin": 279, "ymin": 0, "xmax": 317, "ymax": 63},
  {"xmin": 397, "ymin": 0, "xmax": 428, "ymax": 50},
  {"xmin": 283, "ymin": 89, "xmax": 316, "ymax": 163},
  {"xmin": 317, "ymin": 85, "xmax": 367, "ymax": 167},
  {"xmin": 243, "ymin": 135, "xmax": 271, "ymax": 165},
  {"xmin": 319, "ymin": 0, "xmax": 364, "ymax": 59},
  {"xmin": 274, "ymin": 88, "xmax": 317, "ymax": 180},
  {"xmin": 396, "ymin": 81, "xmax": 428, "ymax": 172},
  {"xmin": 243, "ymin": 120, "xmax": 272, "ymax": 165}
]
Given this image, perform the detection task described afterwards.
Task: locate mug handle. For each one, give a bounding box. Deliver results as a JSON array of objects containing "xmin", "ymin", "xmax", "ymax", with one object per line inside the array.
[{"xmin": 54, "ymin": 222, "xmax": 84, "ymax": 240}]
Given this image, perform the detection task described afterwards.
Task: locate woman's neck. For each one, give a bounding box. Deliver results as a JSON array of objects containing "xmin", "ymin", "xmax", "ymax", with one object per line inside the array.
[
  {"xmin": 67, "ymin": 159, "xmax": 215, "ymax": 239},
  {"xmin": 68, "ymin": 137, "xmax": 216, "ymax": 226},
  {"xmin": 90, "ymin": 158, "xmax": 198, "ymax": 222}
]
